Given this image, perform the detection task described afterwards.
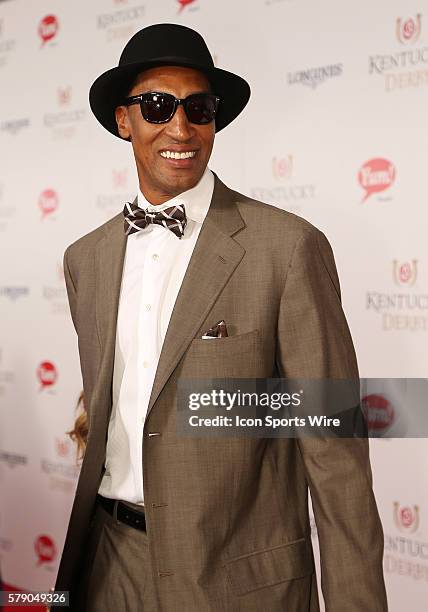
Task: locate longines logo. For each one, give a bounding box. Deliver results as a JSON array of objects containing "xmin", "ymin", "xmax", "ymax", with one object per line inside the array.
[
  {"xmin": 358, "ymin": 158, "xmax": 396, "ymax": 202},
  {"xmin": 0, "ymin": 451, "xmax": 27, "ymax": 468},
  {"xmin": 287, "ymin": 63, "xmax": 343, "ymax": 89},
  {"xmin": 393, "ymin": 260, "xmax": 418, "ymax": 286},
  {"xmin": 369, "ymin": 13, "xmax": 428, "ymax": 92},
  {"xmin": 366, "ymin": 260, "xmax": 428, "ymax": 331},
  {"xmin": 0, "ymin": 286, "xmax": 30, "ymax": 300},
  {"xmin": 251, "ymin": 155, "xmax": 315, "ymax": 214},
  {"xmin": 0, "ymin": 117, "xmax": 30, "ymax": 135},
  {"xmin": 97, "ymin": 3, "xmax": 145, "ymax": 43},
  {"xmin": 394, "ymin": 502, "xmax": 420, "ymax": 534},
  {"xmin": 396, "ymin": 14, "xmax": 422, "ymax": 44}
]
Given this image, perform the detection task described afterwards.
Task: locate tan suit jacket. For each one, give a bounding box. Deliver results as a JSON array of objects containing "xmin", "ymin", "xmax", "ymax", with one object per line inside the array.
[{"xmin": 53, "ymin": 174, "xmax": 387, "ymax": 611}]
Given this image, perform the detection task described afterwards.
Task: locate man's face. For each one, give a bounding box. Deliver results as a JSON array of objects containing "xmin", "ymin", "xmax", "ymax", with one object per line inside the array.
[{"xmin": 115, "ymin": 65, "xmax": 215, "ymax": 205}]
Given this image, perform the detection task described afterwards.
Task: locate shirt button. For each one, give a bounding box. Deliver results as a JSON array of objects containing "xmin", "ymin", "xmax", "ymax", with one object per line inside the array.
[
  {"xmin": 145, "ymin": 304, "xmax": 151, "ymax": 311},
  {"xmin": 152, "ymin": 253, "xmax": 159, "ymax": 261},
  {"xmin": 142, "ymin": 361, "xmax": 149, "ymax": 368}
]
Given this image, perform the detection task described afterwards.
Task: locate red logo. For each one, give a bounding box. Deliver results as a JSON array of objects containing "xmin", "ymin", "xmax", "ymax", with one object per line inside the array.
[
  {"xmin": 35, "ymin": 535, "xmax": 56, "ymax": 565},
  {"xmin": 361, "ymin": 394, "xmax": 394, "ymax": 434},
  {"xmin": 272, "ymin": 155, "xmax": 294, "ymax": 180},
  {"xmin": 358, "ymin": 158, "xmax": 396, "ymax": 202},
  {"xmin": 38, "ymin": 15, "xmax": 59, "ymax": 47},
  {"xmin": 57, "ymin": 262, "xmax": 64, "ymax": 281},
  {"xmin": 178, "ymin": 0, "xmax": 197, "ymax": 12},
  {"xmin": 396, "ymin": 14, "xmax": 422, "ymax": 44},
  {"xmin": 393, "ymin": 260, "xmax": 418, "ymax": 286},
  {"xmin": 112, "ymin": 169, "xmax": 128, "ymax": 189},
  {"xmin": 58, "ymin": 86, "xmax": 72, "ymax": 106},
  {"xmin": 55, "ymin": 437, "xmax": 70, "ymax": 458},
  {"xmin": 393, "ymin": 502, "xmax": 420, "ymax": 533},
  {"xmin": 38, "ymin": 189, "xmax": 58, "ymax": 219},
  {"xmin": 37, "ymin": 361, "xmax": 58, "ymax": 390}
]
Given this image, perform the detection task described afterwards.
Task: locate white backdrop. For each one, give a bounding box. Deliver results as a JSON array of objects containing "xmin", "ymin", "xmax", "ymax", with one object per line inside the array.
[{"xmin": 0, "ymin": 1, "xmax": 427, "ymax": 610}]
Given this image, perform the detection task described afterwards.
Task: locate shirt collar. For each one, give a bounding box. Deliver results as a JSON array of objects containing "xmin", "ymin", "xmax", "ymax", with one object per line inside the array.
[{"xmin": 137, "ymin": 167, "xmax": 214, "ymax": 225}]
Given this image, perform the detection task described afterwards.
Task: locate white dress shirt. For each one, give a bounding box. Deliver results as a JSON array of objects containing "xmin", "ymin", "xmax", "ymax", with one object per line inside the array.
[{"xmin": 98, "ymin": 168, "xmax": 214, "ymax": 505}]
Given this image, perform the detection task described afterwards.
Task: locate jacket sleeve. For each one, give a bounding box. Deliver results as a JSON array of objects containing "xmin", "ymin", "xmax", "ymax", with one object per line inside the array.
[
  {"xmin": 63, "ymin": 246, "xmax": 78, "ymax": 334},
  {"xmin": 276, "ymin": 228, "xmax": 388, "ymax": 611}
]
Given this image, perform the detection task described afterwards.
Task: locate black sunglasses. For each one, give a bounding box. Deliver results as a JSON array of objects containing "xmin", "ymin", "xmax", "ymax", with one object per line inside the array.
[{"xmin": 123, "ymin": 91, "xmax": 220, "ymax": 125}]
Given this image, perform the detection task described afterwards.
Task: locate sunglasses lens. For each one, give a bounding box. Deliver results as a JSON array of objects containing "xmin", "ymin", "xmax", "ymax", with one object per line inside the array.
[
  {"xmin": 186, "ymin": 94, "xmax": 218, "ymax": 124},
  {"xmin": 141, "ymin": 93, "xmax": 175, "ymax": 122}
]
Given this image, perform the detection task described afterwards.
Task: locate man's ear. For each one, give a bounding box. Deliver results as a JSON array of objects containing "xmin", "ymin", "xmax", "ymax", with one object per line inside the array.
[{"xmin": 115, "ymin": 105, "xmax": 132, "ymax": 141}]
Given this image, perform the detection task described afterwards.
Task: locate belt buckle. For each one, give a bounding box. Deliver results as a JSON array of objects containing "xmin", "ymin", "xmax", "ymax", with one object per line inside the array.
[{"xmin": 113, "ymin": 499, "xmax": 120, "ymax": 524}]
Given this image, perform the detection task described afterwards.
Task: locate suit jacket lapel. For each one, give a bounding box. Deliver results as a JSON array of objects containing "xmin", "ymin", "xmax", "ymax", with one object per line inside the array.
[
  {"xmin": 147, "ymin": 176, "xmax": 246, "ymax": 415},
  {"xmin": 93, "ymin": 173, "xmax": 246, "ymax": 426}
]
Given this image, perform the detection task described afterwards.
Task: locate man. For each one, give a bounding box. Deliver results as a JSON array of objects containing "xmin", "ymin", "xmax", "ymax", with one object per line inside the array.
[{"xmin": 53, "ymin": 23, "xmax": 388, "ymax": 611}]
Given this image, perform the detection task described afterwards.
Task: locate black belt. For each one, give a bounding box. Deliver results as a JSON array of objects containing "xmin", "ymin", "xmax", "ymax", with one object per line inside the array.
[{"xmin": 97, "ymin": 494, "xmax": 146, "ymax": 532}]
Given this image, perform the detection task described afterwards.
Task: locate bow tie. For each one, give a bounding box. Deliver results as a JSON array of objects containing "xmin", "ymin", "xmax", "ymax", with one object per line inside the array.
[{"xmin": 123, "ymin": 200, "xmax": 187, "ymax": 239}]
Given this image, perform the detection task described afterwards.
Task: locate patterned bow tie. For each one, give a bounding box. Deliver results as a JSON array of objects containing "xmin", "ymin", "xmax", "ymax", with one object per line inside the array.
[{"xmin": 123, "ymin": 200, "xmax": 187, "ymax": 239}]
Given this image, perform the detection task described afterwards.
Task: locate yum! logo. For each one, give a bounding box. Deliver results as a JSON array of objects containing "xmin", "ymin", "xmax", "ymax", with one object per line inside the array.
[
  {"xmin": 35, "ymin": 535, "xmax": 56, "ymax": 566},
  {"xmin": 358, "ymin": 158, "xmax": 396, "ymax": 202},
  {"xmin": 38, "ymin": 15, "xmax": 59, "ymax": 47},
  {"xmin": 396, "ymin": 14, "xmax": 422, "ymax": 44},
  {"xmin": 177, "ymin": 0, "xmax": 197, "ymax": 13}
]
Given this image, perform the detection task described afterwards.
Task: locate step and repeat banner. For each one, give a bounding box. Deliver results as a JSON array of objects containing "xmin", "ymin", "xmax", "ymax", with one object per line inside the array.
[{"xmin": 0, "ymin": 0, "xmax": 427, "ymax": 609}]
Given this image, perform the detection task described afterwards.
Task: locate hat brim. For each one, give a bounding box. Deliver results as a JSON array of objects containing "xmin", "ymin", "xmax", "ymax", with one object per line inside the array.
[{"xmin": 89, "ymin": 59, "xmax": 251, "ymax": 138}]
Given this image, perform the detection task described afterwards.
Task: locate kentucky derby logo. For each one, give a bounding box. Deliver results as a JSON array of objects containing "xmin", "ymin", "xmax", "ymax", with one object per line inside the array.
[
  {"xmin": 55, "ymin": 437, "xmax": 70, "ymax": 458},
  {"xmin": 358, "ymin": 158, "xmax": 396, "ymax": 202},
  {"xmin": 57, "ymin": 86, "xmax": 72, "ymax": 107},
  {"xmin": 393, "ymin": 502, "xmax": 420, "ymax": 533},
  {"xmin": 177, "ymin": 0, "xmax": 197, "ymax": 12},
  {"xmin": 112, "ymin": 168, "xmax": 128, "ymax": 189},
  {"xmin": 272, "ymin": 155, "xmax": 294, "ymax": 181},
  {"xmin": 393, "ymin": 260, "xmax": 418, "ymax": 286},
  {"xmin": 396, "ymin": 14, "xmax": 422, "ymax": 44}
]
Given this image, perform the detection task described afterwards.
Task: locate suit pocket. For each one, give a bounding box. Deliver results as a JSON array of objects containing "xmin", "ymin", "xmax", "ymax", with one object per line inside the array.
[
  {"xmin": 180, "ymin": 329, "xmax": 261, "ymax": 378},
  {"xmin": 224, "ymin": 537, "xmax": 314, "ymax": 597},
  {"xmin": 189, "ymin": 329, "xmax": 260, "ymax": 354}
]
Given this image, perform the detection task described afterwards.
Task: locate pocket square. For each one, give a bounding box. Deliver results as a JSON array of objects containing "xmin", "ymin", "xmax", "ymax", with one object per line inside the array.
[{"xmin": 202, "ymin": 320, "xmax": 228, "ymax": 339}]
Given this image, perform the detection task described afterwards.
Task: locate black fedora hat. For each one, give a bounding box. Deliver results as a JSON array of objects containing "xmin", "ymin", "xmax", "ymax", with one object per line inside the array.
[{"xmin": 89, "ymin": 23, "xmax": 251, "ymax": 138}]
